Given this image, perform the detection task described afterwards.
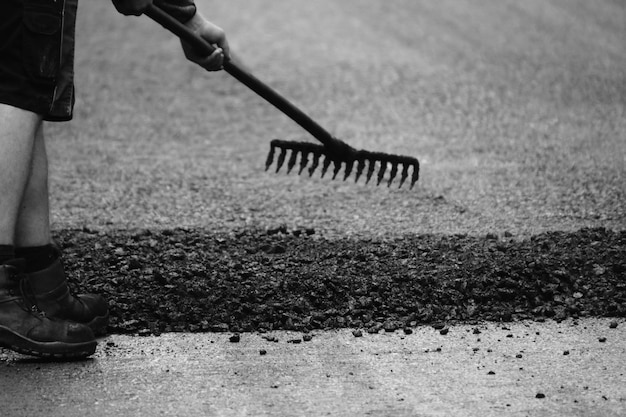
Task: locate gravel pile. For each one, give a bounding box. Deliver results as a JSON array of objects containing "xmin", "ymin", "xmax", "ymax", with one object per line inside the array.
[{"xmin": 55, "ymin": 227, "xmax": 625, "ymax": 335}]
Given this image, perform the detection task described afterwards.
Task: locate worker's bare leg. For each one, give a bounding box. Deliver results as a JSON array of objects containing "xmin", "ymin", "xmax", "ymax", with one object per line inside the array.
[
  {"xmin": 15, "ymin": 120, "xmax": 51, "ymax": 248},
  {"xmin": 0, "ymin": 104, "xmax": 41, "ymax": 246}
]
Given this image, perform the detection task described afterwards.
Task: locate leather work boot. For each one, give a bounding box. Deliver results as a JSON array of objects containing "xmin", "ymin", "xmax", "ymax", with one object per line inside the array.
[
  {"xmin": 26, "ymin": 248, "xmax": 109, "ymax": 336},
  {"xmin": 0, "ymin": 260, "xmax": 96, "ymax": 359}
]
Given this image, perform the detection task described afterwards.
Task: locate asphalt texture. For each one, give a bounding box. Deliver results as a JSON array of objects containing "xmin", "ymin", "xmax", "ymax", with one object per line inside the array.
[
  {"xmin": 47, "ymin": 0, "xmax": 625, "ymax": 237},
  {"xmin": 54, "ymin": 227, "xmax": 626, "ymax": 335},
  {"xmin": 1, "ymin": 0, "xmax": 625, "ymax": 416}
]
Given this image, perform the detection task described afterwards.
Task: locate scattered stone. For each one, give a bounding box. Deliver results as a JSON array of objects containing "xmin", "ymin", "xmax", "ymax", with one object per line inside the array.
[
  {"xmin": 229, "ymin": 333, "xmax": 241, "ymax": 343},
  {"xmin": 472, "ymin": 328, "xmax": 481, "ymax": 335},
  {"xmin": 266, "ymin": 225, "xmax": 288, "ymax": 235},
  {"xmin": 516, "ymin": 354, "xmax": 523, "ymax": 358},
  {"xmin": 609, "ymin": 321, "xmax": 618, "ymax": 329},
  {"xmin": 432, "ymin": 323, "xmax": 446, "ymax": 330},
  {"xmin": 303, "ymin": 334, "xmax": 313, "ymax": 342},
  {"xmin": 352, "ymin": 329, "xmax": 363, "ymax": 338},
  {"xmin": 138, "ymin": 328, "xmax": 152, "ymax": 336},
  {"xmin": 210, "ymin": 323, "xmax": 230, "ymax": 333},
  {"xmin": 383, "ymin": 321, "xmax": 398, "ymax": 332},
  {"xmin": 599, "ymin": 337, "xmax": 607, "ymax": 343},
  {"xmin": 368, "ymin": 323, "xmax": 383, "ymax": 334},
  {"xmin": 440, "ymin": 328, "xmax": 449, "ymax": 335},
  {"xmin": 287, "ymin": 338, "xmax": 302, "ymax": 344},
  {"xmin": 128, "ymin": 257, "xmax": 142, "ymax": 270},
  {"xmin": 259, "ymin": 349, "xmax": 267, "ymax": 355},
  {"xmin": 403, "ymin": 328, "xmax": 413, "ymax": 335},
  {"xmin": 536, "ymin": 393, "xmax": 546, "ymax": 399},
  {"xmin": 593, "ymin": 265, "xmax": 606, "ymax": 276},
  {"xmin": 563, "ymin": 350, "xmax": 570, "ymax": 355},
  {"xmin": 264, "ymin": 244, "xmax": 286, "ymax": 254},
  {"xmin": 487, "ymin": 371, "xmax": 495, "ymax": 375}
]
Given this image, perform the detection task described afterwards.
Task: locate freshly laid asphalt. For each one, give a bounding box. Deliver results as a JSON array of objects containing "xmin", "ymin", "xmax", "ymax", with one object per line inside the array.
[{"xmin": 1, "ymin": 0, "xmax": 625, "ymax": 416}]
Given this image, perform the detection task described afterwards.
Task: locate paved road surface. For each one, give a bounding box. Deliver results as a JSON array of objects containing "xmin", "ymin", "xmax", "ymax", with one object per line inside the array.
[
  {"xmin": 1, "ymin": 320, "xmax": 625, "ymax": 416},
  {"xmin": 46, "ymin": 0, "xmax": 625, "ymax": 237}
]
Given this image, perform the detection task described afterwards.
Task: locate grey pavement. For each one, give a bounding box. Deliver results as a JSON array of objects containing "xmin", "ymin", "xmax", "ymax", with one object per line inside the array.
[
  {"xmin": 1, "ymin": 319, "xmax": 624, "ymax": 416},
  {"xmin": 47, "ymin": 0, "xmax": 625, "ymax": 238}
]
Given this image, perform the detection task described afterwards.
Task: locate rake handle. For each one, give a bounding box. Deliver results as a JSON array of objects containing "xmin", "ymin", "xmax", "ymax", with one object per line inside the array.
[{"xmin": 144, "ymin": 4, "xmax": 343, "ymax": 151}]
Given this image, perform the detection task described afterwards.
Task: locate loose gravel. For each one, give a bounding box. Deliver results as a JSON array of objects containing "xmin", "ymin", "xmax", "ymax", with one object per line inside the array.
[{"xmin": 54, "ymin": 227, "xmax": 626, "ymax": 335}]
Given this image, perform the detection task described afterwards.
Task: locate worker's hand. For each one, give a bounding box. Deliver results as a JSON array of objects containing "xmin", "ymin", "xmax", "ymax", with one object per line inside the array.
[
  {"xmin": 111, "ymin": 0, "xmax": 153, "ymax": 16},
  {"xmin": 182, "ymin": 12, "xmax": 231, "ymax": 71}
]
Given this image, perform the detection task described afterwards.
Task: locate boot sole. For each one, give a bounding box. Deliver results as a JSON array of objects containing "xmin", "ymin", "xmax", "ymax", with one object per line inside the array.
[{"xmin": 0, "ymin": 326, "xmax": 96, "ymax": 359}]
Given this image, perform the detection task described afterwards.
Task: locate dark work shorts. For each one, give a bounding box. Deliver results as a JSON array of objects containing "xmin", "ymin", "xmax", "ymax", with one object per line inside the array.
[{"xmin": 0, "ymin": 0, "xmax": 78, "ymax": 122}]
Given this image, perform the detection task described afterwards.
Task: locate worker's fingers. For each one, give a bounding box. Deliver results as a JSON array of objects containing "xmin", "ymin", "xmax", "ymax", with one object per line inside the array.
[
  {"xmin": 196, "ymin": 22, "xmax": 231, "ymax": 63},
  {"xmin": 215, "ymin": 37, "xmax": 230, "ymax": 63},
  {"xmin": 182, "ymin": 40, "xmax": 226, "ymax": 71},
  {"xmin": 203, "ymin": 27, "xmax": 231, "ymax": 62},
  {"xmin": 204, "ymin": 48, "xmax": 225, "ymax": 71},
  {"xmin": 182, "ymin": 12, "xmax": 231, "ymax": 71}
]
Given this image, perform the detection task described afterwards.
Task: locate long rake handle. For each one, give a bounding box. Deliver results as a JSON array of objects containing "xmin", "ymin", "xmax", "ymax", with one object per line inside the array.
[{"xmin": 144, "ymin": 4, "xmax": 344, "ymax": 150}]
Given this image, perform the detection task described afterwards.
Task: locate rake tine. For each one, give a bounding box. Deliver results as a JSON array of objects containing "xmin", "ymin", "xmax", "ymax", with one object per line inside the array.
[
  {"xmin": 343, "ymin": 159, "xmax": 354, "ymax": 181},
  {"xmin": 265, "ymin": 143, "xmax": 276, "ymax": 171},
  {"xmin": 388, "ymin": 162, "xmax": 398, "ymax": 187},
  {"xmin": 365, "ymin": 160, "xmax": 377, "ymax": 184},
  {"xmin": 286, "ymin": 149, "xmax": 299, "ymax": 174},
  {"xmin": 410, "ymin": 162, "xmax": 419, "ymax": 189},
  {"xmin": 266, "ymin": 140, "xmax": 419, "ymax": 189},
  {"xmin": 298, "ymin": 150, "xmax": 310, "ymax": 175},
  {"xmin": 332, "ymin": 159, "xmax": 342, "ymax": 179},
  {"xmin": 376, "ymin": 161, "xmax": 387, "ymax": 186},
  {"xmin": 399, "ymin": 163, "xmax": 409, "ymax": 188},
  {"xmin": 321, "ymin": 155, "xmax": 332, "ymax": 178},
  {"xmin": 309, "ymin": 151, "xmax": 321, "ymax": 177},
  {"xmin": 354, "ymin": 158, "xmax": 366, "ymax": 183},
  {"xmin": 275, "ymin": 147, "xmax": 288, "ymax": 172}
]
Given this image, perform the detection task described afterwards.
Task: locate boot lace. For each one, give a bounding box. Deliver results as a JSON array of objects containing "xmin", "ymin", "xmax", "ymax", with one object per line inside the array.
[{"xmin": 21, "ymin": 279, "xmax": 47, "ymax": 317}]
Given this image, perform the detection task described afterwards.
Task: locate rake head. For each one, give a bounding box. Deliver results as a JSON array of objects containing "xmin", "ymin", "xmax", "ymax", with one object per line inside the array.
[{"xmin": 265, "ymin": 139, "xmax": 420, "ymax": 189}]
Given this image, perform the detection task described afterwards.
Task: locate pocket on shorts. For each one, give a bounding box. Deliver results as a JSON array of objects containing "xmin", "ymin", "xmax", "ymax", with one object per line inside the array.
[{"xmin": 22, "ymin": 0, "xmax": 63, "ymax": 81}]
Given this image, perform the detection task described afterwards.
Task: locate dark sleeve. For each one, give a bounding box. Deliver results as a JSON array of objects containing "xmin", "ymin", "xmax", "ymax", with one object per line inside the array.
[{"xmin": 154, "ymin": 0, "xmax": 197, "ymax": 23}]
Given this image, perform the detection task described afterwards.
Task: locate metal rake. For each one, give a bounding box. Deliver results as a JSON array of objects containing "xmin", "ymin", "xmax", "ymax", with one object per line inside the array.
[{"xmin": 145, "ymin": 5, "xmax": 420, "ymax": 189}]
